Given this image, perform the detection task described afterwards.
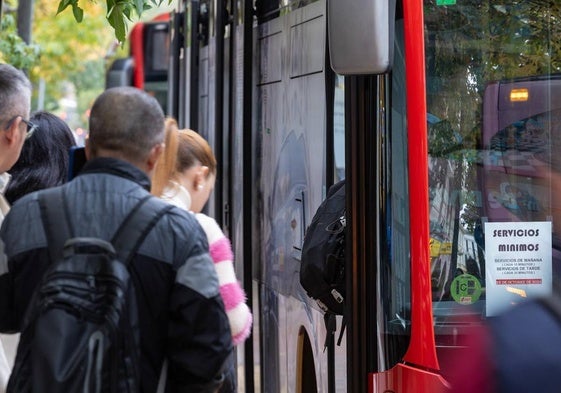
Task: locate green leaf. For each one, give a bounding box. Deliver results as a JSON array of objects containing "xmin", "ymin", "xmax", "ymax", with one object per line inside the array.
[
  {"xmin": 106, "ymin": 0, "xmax": 116, "ymax": 16},
  {"xmin": 72, "ymin": 3, "xmax": 84, "ymax": 22},
  {"xmin": 107, "ymin": 3, "xmax": 128, "ymax": 43},
  {"xmin": 57, "ymin": 0, "xmax": 73, "ymax": 15},
  {"xmin": 135, "ymin": 0, "xmax": 144, "ymax": 15}
]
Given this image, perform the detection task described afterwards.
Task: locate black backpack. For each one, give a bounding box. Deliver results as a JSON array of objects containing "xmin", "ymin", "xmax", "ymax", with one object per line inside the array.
[
  {"xmin": 8, "ymin": 188, "xmax": 171, "ymax": 393},
  {"xmin": 300, "ymin": 180, "xmax": 346, "ymax": 316}
]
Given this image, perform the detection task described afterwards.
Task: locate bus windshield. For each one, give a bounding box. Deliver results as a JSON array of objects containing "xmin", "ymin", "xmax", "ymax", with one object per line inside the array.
[{"xmin": 423, "ymin": 0, "xmax": 561, "ymax": 357}]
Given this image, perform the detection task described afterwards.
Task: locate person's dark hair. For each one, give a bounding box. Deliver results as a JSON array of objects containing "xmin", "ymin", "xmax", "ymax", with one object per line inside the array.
[
  {"xmin": 5, "ymin": 111, "xmax": 76, "ymax": 204},
  {"xmin": 0, "ymin": 63, "xmax": 32, "ymax": 124},
  {"xmin": 88, "ymin": 87, "xmax": 165, "ymax": 162}
]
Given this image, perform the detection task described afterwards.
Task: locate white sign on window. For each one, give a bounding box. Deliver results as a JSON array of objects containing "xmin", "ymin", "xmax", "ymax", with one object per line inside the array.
[{"xmin": 485, "ymin": 221, "xmax": 552, "ymax": 316}]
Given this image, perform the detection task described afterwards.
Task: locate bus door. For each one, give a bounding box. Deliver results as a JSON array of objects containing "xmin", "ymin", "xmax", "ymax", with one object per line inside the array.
[
  {"xmin": 327, "ymin": 0, "xmax": 561, "ymax": 391},
  {"xmin": 330, "ymin": 0, "xmax": 445, "ymax": 391}
]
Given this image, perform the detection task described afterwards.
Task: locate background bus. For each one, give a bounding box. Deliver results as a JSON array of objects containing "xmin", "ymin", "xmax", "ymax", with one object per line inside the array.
[
  {"xmin": 107, "ymin": 0, "xmax": 561, "ymax": 392},
  {"xmin": 106, "ymin": 13, "xmax": 170, "ymax": 112}
]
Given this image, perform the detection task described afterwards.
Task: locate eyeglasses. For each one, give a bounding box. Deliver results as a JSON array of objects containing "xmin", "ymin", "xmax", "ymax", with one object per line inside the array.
[
  {"xmin": 20, "ymin": 118, "xmax": 38, "ymax": 140},
  {"xmin": 4, "ymin": 115, "xmax": 38, "ymax": 140}
]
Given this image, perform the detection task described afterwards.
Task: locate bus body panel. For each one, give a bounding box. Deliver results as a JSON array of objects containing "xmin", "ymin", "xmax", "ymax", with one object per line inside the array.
[
  {"xmin": 254, "ymin": 3, "xmax": 347, "ymax": 391},
  {"xmin": 187, "ymin": 1, "xmax": 343, "ymax": 390},
  {"xmin": 370, "ymin": 363, "xmax": 449, "ymax": 392}
]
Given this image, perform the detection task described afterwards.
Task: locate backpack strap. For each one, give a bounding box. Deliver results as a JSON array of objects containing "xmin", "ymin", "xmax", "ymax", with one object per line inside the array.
[
  {"xmin": 38, "ymin": 187, "xmax": 73, "ymax": 262},
  {"xmin": 40, "ymin": 191, "xmax": 172, "ymax": 265},
  {"xmin": 112, "ymin": 195, "xmax": 173, "ymax": 264}
]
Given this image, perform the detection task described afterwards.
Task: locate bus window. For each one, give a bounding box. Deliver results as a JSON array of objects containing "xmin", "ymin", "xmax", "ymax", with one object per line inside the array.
[
  {"xmin": 334, "ymin": 74, "xmax": 345, "ymax": 182},
  {"xmin": 390, "ymin": 16, "xmax": 411, "ymax": 363},
  {"xmin": 423, "ymin": 0, "xmax": 561, "ymax": 375},
  {"xmin": 143, "ymin": 22, "xmax": 170, "ymax": 112},
  {"xmin": 255, "ymin": 0, "xmax": 280, "ymax": 23},
  {"xmin": 144, "ymin": 24, "xmax": 169, "ymax": 76},
  {"xmin": 481, "ymin": 80, "xmax": 561, "ymax": 315},
  {"xmin": 376, "ymin": 16, "xmax": 412, "ymax": 368}
]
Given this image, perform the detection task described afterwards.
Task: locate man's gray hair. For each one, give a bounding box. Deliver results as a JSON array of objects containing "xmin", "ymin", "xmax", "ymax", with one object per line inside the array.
[
  {"xmin": 0, "ymin": 64, "xmax": 32, "ymax": 124},
  {"xmin": 88, "ymin": 87, "xmax": 165, "ymax": 162}
]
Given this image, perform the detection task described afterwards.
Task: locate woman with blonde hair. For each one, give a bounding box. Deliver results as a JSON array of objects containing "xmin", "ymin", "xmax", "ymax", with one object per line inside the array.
[{"xmin": 152, "ymin": 118, "xmax": 252, "ymax": 392}]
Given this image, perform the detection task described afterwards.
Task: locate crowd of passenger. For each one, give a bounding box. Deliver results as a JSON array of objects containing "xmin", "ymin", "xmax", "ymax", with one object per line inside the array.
[{"xmin": 0, "ymin": 63, "xmax": 251, "ymax": 393}]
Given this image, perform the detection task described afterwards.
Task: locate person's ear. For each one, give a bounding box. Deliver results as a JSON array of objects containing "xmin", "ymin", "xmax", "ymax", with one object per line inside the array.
[
  {"xmin": 194, "ymin": 165, "xmax": 209, "ymax": 190},
  {"xmin": 147, "ymin": 143, "xmax": 164, "ymax": 172},
  {"xmin": 4, "ymin": 117, "xmax": 22, "ymax": 146},
  {"xmin": 200, "ymin": 165, "xmax": 209, "ymax": 179}
]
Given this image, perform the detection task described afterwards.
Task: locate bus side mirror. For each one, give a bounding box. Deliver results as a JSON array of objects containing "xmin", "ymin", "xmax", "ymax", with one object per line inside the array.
[{"xmin": 328, "ymin": 0, "xmax": 396, "ymax": 75}]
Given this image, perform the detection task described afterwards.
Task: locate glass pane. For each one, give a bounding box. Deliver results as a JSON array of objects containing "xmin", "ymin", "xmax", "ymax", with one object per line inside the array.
[
  {"xmin": 424, "ymin": 0, "xmax": 561, "ymax": 371},
  {"xmin": 381, "ymin": 18, "xmax": 412, "ymax": 368},
  {"xmin": 148, "ymin": 30, "xmax": 169, "ymax": 72},
  {"xmin": 334, "ymin": 74, "xmax": 345, "ymax": 182}
]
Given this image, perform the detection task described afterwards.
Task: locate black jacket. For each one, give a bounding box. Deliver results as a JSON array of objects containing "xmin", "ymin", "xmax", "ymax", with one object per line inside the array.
[{"xmin": 0, "ymin": 157, "xmax": 232, "ymax": 392}]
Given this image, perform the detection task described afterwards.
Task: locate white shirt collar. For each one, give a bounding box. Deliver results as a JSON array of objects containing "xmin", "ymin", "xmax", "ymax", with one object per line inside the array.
[
  {"xmin": 0, "ymin": 173, "xmax": 11, "ymax": 195},
  {"xmin": 161, "ymin": 181, "xmax": 192, "ymax": 212}
]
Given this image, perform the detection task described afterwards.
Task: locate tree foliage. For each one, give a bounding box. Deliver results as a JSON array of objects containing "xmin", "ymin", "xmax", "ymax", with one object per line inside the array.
[
  {"xmin": 0, "ymin": 13, "xmax": 40, "ymax": 69},
  {"xmin": 56, "ymin": 0, "xmax": 173, "ymax": 43},
  {"xmin": 0, "ymin": 0, "xmax": 173, "ymax": 128},
  {"xmin": 425, "ymin": 0, "xmax": 561, "ymax": 139},
  {"xmin": 424, "ymin": 1, "xmax": 561, "ymax": 238},
  {"xmin": 28, "ymin": 0, "xmax": 116, "ymax": 127}
]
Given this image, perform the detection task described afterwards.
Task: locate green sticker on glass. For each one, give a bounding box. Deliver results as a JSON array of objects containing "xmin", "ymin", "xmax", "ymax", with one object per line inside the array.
[
  {"xmin": 436, "ymin": 0, "xmax": 456, "ymax": 5},
  {"xmin": 450, "ymin": 274, "xmax": 482, "ymax": 305}
]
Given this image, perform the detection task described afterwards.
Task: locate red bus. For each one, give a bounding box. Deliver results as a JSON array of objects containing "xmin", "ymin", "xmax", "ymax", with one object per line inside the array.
[{"xmin": 108, "ymin": 1, "xmax": 561, "ymax": 392}]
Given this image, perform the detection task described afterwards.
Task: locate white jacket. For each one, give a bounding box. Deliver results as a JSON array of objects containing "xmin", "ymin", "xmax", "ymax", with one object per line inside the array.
[{"xmin": 161, "ymin": 183, "xmax": 252, "ymax": 345}]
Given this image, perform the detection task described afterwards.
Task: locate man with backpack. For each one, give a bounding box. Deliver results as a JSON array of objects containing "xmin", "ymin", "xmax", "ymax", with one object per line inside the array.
[{"xmin": 0, "ymin": 86, "xmax": 232, "ymax": 392}]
